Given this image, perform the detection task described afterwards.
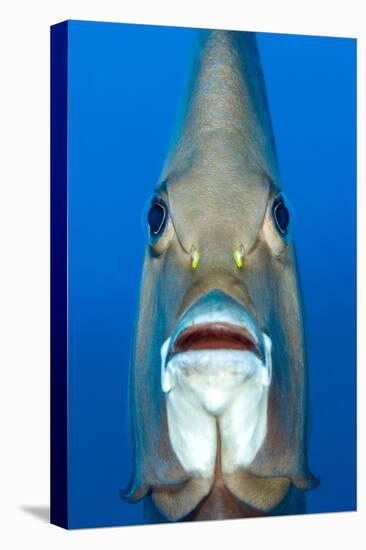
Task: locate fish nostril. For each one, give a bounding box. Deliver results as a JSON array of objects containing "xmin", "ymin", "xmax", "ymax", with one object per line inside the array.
[
  {"xmin": 233, "ymin": 244, "xmax": 245, "ymax": 269},
  {"xmin": 188, "ymin": 244, "xmax": 246, "ymax": 270},
  {"xmin": 190, "ymin": 245, "xmax": 200, "ymax": 270}
]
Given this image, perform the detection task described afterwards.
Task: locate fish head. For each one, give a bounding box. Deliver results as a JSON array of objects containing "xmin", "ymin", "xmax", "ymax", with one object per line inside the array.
[{"xmin": 124, "ymin": 30, "xmax": 317, "ymax": 520}]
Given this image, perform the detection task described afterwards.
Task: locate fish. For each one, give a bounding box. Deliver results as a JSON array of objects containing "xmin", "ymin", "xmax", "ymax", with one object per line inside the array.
[{"xmin": 123, "ymin": 29, "xmax": 317, "ymax": 522}]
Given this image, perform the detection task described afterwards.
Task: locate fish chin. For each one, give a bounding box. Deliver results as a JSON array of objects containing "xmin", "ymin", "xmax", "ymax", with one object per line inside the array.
[
  {"xmin": 160, "ymin": 334, "xmax": 272, "ymax": 479},
  {"xmin": 163, "ymin": 349, "xmax": 268, "ymax": 416}
]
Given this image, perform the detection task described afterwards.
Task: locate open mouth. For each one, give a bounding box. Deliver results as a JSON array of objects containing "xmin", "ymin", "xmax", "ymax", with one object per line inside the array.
[{"xmin": 172, "ymin": 322, "xmax": 261, "ymax": 357}]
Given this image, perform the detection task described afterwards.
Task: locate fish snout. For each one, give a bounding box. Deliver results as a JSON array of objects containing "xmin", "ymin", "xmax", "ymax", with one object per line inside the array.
[
  {"xmin": 167, "ymin": 289, "xmax": 266, "ymax": 361},
  {"xmin": 160, "ymin": 288, "xmax": 273, "ymax": 411}
]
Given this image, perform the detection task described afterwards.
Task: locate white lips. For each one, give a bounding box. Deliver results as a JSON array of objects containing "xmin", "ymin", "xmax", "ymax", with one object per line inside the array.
[
  {"xmin": 167, "ymin": 305, "xmax": 265, "ymax": 360},
  {"xmin": 161, "ymin": 333, "xmax": 272, "ymax": 395},
  {"xmin": 161, "ymin": 301, "xmax": 272, "ymax": 394}
]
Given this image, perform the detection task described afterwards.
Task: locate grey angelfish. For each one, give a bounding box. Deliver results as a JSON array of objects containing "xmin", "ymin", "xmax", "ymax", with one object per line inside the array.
[{"xmin": 123, "ymin": 29, "xmax": 317, "ymax": 522}]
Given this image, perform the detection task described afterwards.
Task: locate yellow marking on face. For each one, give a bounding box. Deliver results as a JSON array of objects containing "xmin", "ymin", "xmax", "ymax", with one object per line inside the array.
[
  {"xmin": 233, "ymin": 244, "xmax": 245, "ymax": 269},
  {"xmin": 190, "ymin": 245, "xmax": 200, "ymax": 270}
]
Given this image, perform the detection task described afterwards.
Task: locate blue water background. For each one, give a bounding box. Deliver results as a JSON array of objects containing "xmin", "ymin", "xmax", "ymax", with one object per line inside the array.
[{"xmin": 66, "ymin": 20, "xmax": 356, "ymax": 528}]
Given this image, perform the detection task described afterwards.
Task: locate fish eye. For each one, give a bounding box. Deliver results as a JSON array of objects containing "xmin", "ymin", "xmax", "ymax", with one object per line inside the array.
[
  {"xmin": 272, "ymin": 195, "xmax": 290, "ymax": 236},
  {"xmin": 147, "ymin": 198, "xmax": 168, "ymax": 240}
]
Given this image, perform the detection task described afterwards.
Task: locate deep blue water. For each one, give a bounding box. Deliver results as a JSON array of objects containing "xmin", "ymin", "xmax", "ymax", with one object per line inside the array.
[{"xmin": 65, "ymin": 20, "xmax": 356, "ymax": 528}]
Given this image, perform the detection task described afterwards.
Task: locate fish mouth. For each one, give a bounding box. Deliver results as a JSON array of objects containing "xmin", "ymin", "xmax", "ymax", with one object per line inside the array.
[
  {"xmin": 172, "ymin": 322, "xmax": 261, "ymax": 358},
  {"xmin": 160, "ymin": 289, "xmax": 273, "ymax": 412},
  {"xmin": 160, "ymin": 290, "xmax": 272, "ymax": 395}
]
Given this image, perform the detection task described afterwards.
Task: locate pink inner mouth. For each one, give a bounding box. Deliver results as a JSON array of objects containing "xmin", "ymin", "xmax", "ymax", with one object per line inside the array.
[{"xmin": 172, "ymin": 322, "xmax": 258, "ymax": 353}]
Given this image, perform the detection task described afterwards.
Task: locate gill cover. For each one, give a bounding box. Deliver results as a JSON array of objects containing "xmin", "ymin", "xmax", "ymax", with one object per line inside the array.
[{"xmin": 123, "ymin": 30, "xmax": 317, "ymax": 521}]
